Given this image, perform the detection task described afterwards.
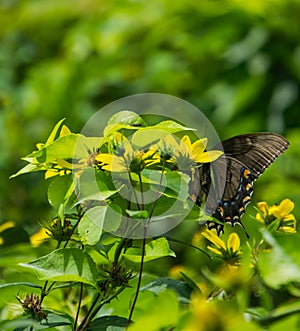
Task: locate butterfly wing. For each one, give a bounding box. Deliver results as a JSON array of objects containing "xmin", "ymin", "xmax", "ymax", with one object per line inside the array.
[{"xmin": 198, "ymin": 133, "xmax": 289, "ymax": 235}]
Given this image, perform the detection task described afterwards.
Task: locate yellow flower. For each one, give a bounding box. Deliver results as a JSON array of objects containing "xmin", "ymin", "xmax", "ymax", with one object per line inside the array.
[
  {"xmin": 96, "ymin": 135, "xmax": 160, "ymax": 173},
  {"xmin": 180, "ymin": 135, "xmax": 223, "ymax": 164},
  {"xmin": 0, "ymin": 221, "xmax": 15, "ymax": 245},
  {"xmin": 201, "ymin": 229, "xmax": 241, "ymax": 267},
  {"xmin": 30, "ymin": 228, "xmax": 50, "ymax": 247},
  {"xmin": 159, "ymin": 135, "xmax": 223, "ymax": 166},
  {"xmin": 256, "ymin": 199, "xmax": 296, "ymax": 233}
]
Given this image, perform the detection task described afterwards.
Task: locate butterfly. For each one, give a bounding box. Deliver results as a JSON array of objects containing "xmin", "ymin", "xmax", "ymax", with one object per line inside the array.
[{"xmin": 195, "ymin": 133, "xmax": 289, "ymax": 237}]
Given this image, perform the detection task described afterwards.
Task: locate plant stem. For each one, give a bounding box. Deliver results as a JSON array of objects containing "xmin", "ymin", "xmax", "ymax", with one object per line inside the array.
[
  {"xmin": 126, "ymin": 226, "xmax": 147, "ymax": 329},
  {"xmin": 73, "ymin": 282, "xmax": 84, "ymax": 330},
  {"xmin": 87, "ymin": 286, "xmax": 126, "ymax": 325},
  {"xmin": 76, "ymin": 292, "xmax": 100, "ymax": 331},
  {"xmin": 63, "ymin": 214, "xmax": 82, "ymax": 249},
  {"xmin": 126, "ymin": 166, "xmax": 166, "ymax": 328},
  {"xmin": 128, "ymin": 171, "xmax": 141, "ymax": 210},
  {"xmin": 138, "ymin": 172, "xmax": 144, "ymax": 209},
  {"xmin": 114, "ymin": 237, "xmax": 128, "ymax": 264},
  {"xmin": 76, "ymin": 287, "xmax": 126, "ymax": 331}
]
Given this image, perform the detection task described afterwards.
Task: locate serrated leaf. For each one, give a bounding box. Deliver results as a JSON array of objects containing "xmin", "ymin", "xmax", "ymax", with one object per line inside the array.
[
  {"xmin": 20, "ymin": 248, "xmax": 97, "ymax": 287},
  {"xmin": 78, "ymin": 205, "xmax": 122, "ymax": 245},
  {"xmin": 124, "ymin": 237, "xmax": 175, "ymax": 262}
]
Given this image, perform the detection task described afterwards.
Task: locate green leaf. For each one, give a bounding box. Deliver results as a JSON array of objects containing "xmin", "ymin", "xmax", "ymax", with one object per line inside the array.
[
  {"xmin": 79, "ymin": 206, "xmax": 106, "ymax": 245},
  {"xmin": 131, "ymin": 120, "xmax": 194, "ymax": 147},
  {"xmin": 0, "ymin": 312, "xmax": 72, "ymax": 330},
  {"xmin": 257, "ymin": 230, "xmax": 300, "ymax": 289},
  {"xmin": 140, "ymin": 277, "xmax": 193, "ymax": 303},
  {"xmin": 76, "ymin": 167, "xmax": 119, "ymax": 203},
  {"xmin": 247, "ymin": 300, "xmax": 300, "ymax": 326},
  {"xmin": 266, "ymin": 219, "xmax": 280, "ymax": 233},
  {"xmin": 48, "ymin": 174, "xmax": 74, "ymax": 209},
  {"xmin": 107, "ymin": 110, "xmax": 146, "ymax": 126},
  {"xmin": 9, "ymin": 163, "xmax": 42, "ymax": 178},
  {"xmin": 0, "ymin": 282, "xmax": 42, "ymax": 290},
  {"xmin": 123, "ymin": 237, "xmax": 175, "ymax": 262},
  {"xmin": 33, "ymin": 133, "xmax": 82, "ymax": 163},
  {"xmin": 78, "ymin": 205, "xmax": 122, "ymax": 245},
  {"xmin": 20, "ymin": 248, "xmax": 98, "ymax": 286},
  {"xmin": 126, "ymin": 209, "xmax": 149, "ymax": 219},
  {"xmin": 30, "ymin": 134, "xmax": 101, "ymax": 164},
  {"xmin": 179, "ymin": 272, "xmax": 202, "ymax": 295},
  {"xmin": 87, "ymin": 316, "xmax": 128, "ymax": 330},
  {"xmin": 163, "ymin": 171, "xmax": 190, "ymax": 201},
  {"xmin": 46, "ymin": 118, "xmax": 66, "ymax": 144}
]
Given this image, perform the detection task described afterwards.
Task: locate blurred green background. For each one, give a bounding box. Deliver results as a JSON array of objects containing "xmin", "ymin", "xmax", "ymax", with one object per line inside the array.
[{"xmin": 1, "ymin": 0, "xmax": 300, "ymax": 239}]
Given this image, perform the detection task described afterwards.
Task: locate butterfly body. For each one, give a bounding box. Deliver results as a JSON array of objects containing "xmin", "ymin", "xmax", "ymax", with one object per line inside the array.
[{"xmin": 197, "ymin": 133, "xmax": 289, "ymax": 235}]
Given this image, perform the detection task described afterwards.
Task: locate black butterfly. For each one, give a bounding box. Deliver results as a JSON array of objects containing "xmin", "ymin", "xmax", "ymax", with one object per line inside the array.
[{"xmin": 195, "ymin": 133, "xmax": 289, "ymax": 237}]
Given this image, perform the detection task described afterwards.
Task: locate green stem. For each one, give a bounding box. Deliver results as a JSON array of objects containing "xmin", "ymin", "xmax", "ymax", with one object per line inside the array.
[
  {"xmin": 138, "ymin": 172, "xmax": 144, "ymax": 209},
  {"xmin": 76, "ymin": 286, "xmax": 126, "ymax": 331},
  {"xmin": 126, "ymin": 165, "xmax": 166, "ymax": 328},
  {"xmin": 114, "ymin": 237, "xmax": 128, "ymax": 265},
  {"xmin": 76, "ymin": 292, "xmax": 101, "ymax": 331},
  {"xmin": 128, "ymin": 171, "xmax": 141, "ymax": 210},
  {"xmin": 73, "ymin": 282, "xmax": 84, "ymax": 331},
  {"xmin": 63, "ymin": 214, "xmax": 82, "ymax": 249},
  {"xmin": 126, "ymin": 228, "xmax": 147, "ymax": 329}
]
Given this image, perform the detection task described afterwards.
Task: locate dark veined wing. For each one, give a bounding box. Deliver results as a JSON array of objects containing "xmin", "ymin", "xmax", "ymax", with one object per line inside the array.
[{"xmin": 197, "ymin": 133, "xmax": 289, "ymax": 236}]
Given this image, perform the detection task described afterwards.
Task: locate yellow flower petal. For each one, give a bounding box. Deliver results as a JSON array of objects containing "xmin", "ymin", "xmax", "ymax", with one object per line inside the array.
[
  {"xmin": 30, "ymin": 228, "xmax": 50, "ymax": 247},
  {"xmin": 207, "ymin": 246, "xmax": 222, "ymax": 255},
  {"xmin": 191, "ymin": 138, "xmax": 207, "ymax": 156},
  {"xmin": 45, "ymin": 169, "xmax": 60, "ymax": 179},
  {"xmin": 255, "ymin": 213, "xmax": 264, "ymax": 222},
  {"xmin": 181, "ymin": 135, "xmax": 192, "ymax": 150},
  {"xmin": 268, "ymin": 205, "xmax": 281, "ymax": 217},
  {"xmin": 283, "ymin": 214, "xmax": 296, "ymax": 222},
  {"xmin": 96, "ymin": 153, "xmax": 114, "ymax": 163},
  {"xmin": 96, "ymin": 154, "xmax": 128, "ymax": 172},
  {"xmin": 194, "ymin": 150, "xmax": 223, "ymax": 163},
  {"xmin": 257, "ymin": 202, "xmax": 268, "ymax": 214},
  {"xmin": 0, "ymin": 221, "xmax": 15, "ymax": 233},
  {"xmin": 278, "ymin": 199, "xmax": 294, "ymax": 216},
  {"xmin": 227, "ymin": 233, "xmax": 240, "ymax": 253},
  {"xmin": 279, "ymin": 226, "xmax": 296, "ymax": 234},
  {"xmin": 201, "ymin": 229, "xmax": 226, "ymax": 250}
]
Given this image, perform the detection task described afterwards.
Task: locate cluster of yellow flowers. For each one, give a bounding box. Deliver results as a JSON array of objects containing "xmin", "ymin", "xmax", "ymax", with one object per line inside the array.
[{"xmin": 255, "ymin": 198, "xmax": 296, "ymax": 233}]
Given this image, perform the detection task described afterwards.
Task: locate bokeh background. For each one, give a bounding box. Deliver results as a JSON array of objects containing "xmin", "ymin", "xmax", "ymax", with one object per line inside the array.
[{"xmin": 1, "ymin": 0, "xmax": 300, "ymax": 241}]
